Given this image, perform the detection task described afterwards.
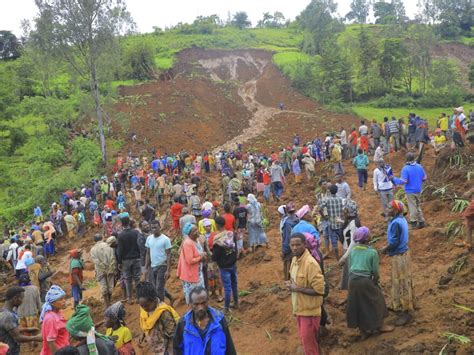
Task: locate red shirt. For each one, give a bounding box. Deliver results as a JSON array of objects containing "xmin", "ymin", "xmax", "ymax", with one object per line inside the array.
[
  {"xmin": 40, "ymin": 311, "xmax": 70, "ymax": 355},
  {"xmin": 302, "ymin": 147, "xmax": 308, "ymax": 154},
  {"xmin": 70, "ymin": 267, "xmax": 83, "ymax": 285},
  {"xmin": 105, "ymin": 199, "xmax": 115, "ymax": 210},
  {"xmin": 170, "ymin": 203, "xmax": 183, "ymax": 220},
  {"xmin": 222, "ymin": 213, "xmax": 235, "ymax": 231},
  {"xmin": 350, "ymin": 131, "xmax": 358, "ymax": 146}
]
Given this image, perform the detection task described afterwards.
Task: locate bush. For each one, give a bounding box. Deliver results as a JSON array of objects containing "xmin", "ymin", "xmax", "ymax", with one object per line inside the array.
[
  {"xmin": 373, "ymin": 93, "xmax": 416, "ymax": 108},
  {"xmin": 123, "ymin": 40, "xmax": 156, "ymax": 80},
  {"xmin": 16, "ymin": 136, "xmax": 65, "ymax": 167},
  {"xmin": 70, "ymin": 137, "xmax": 102, "ymax": 169},
  {"xmin": 417, "ymin": 88, "xmax": 465, "ymax": 108}
]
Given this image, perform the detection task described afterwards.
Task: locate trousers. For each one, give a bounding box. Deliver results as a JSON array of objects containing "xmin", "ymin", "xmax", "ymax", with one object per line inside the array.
[{"xmin": 296, "ymin": 315, "xmax": 321, "ymax": 355}]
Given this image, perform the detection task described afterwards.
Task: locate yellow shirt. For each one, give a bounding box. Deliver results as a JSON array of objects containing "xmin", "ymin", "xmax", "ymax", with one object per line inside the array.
[
  {"xmin": 106, "ymin": 326, "xmax": 133, "ymax": 349},
  {"xmin": 434, "ymin": 135, "xmax": 446, "ymax": 146},
  {"xmin": 438, "ymin": 117, "xmax": 448, "ymax": 131},
  {"xmin": 289, "ymin": 249, "xmax": 324, "ymax": 316},
  {"xmin": 198, "ymin": 219, "xmax": 216, "ymax": 235}
]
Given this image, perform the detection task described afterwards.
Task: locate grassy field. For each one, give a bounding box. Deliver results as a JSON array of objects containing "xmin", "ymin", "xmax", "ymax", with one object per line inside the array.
[{"xmin": 352, "ymin": 104, "xmax": 473, "ymax": 128}]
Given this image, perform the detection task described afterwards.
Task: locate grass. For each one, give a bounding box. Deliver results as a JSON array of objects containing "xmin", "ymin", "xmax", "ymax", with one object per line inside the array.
[{"xmin": 352, "ymin": 104, "xmax": 474, "ymax": 128}]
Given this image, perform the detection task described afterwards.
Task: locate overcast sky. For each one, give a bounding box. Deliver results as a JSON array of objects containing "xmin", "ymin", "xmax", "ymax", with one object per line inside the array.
[{"xmin": 2, "ymin": 0, "xmax": 420, "ymax": 36}]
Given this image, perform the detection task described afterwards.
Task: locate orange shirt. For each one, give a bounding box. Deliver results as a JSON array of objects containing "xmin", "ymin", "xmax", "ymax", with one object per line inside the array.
[
  {"xmin": 170, "ymin": 203, "xmax": 183, "ymax": 220},
  {"xmin": 263, "ymin": 172, "xmax": 271, "ymax": 185},
  {"xmin": 222, "ymin": 213, "xmax": 235, "ymax": 231},
  {"xmin": 350, "ymin": 131, "xmax": 358, "ymax": 146}
]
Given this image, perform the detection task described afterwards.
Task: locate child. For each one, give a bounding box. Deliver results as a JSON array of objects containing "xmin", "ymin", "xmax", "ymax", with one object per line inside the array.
[
  {"xmin": 69, "ymin": 249, "xmax": 84, "ymax": 308},
  {"xmin": 105, "ymin": 302, "xmax": 135, "ymax": 355}
]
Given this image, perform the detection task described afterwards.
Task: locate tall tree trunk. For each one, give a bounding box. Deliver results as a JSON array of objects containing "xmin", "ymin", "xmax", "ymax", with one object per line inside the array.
[{"xmin": 91, "ymin": 62, "xmax": 107, "ymax": 166}]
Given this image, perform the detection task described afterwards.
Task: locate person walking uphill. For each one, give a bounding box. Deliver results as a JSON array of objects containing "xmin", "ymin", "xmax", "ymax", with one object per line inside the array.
[
  {"xmin": 286, "ymin": 234, "xmax": 325, "ymax": 355},
  {"xmin": 173, "ymin": 286, "xmax": 236, "ymax": 355},
  {"xmin": 391, "ymin": 153, "xmax": 427, "ymax": 229},
  {"xmin": 352, "ymin": 149, "xmax": 369, "ymax": 190},
  {"xmin": 381, "ymin": 200, "xmax": 415, "ymax": 326},
  {"xmin": 346, "ymin": 227, "xmax": 392, "ymax": 340},
  {"xmin": 212, "ymin": 217, "xmax": 238, "ymax": 313},
  {"xmin": 90, "ymin": 233, "xmax": 116, "ymax": 307},
  {"xmin": 373, "ymin": 160, "xmax": 394, "ymax": 220},
  {"xmin": 117, "ymin": 215, "xmax": 142, "ymax": 304},
  {"xmin": 69, "ymin": 249, "xmax": 84, "ymax": 308}
]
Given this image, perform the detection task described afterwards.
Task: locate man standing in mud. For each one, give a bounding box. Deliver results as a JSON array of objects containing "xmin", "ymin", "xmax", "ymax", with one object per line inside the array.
[{"xmin": 286, "ymin": 233, "xmax": 325, "ymax": 355}]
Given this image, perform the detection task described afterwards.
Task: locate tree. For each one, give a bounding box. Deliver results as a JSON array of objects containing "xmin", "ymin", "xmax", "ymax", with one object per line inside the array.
[
  {"xmin": 299, "ymin": 0, "xmax": 344, "ymax": 55},
  {"xmin": 346, "ymin": 0, "xmax": 370, "ymax": 24},
  {"xmin": 123, "ymin": 40, "xmax": 156, "ymax": 80},
  {"xmin": 374, "ymin": 0, "xmax": 406, "ymax": 24},
  {"xmin": 232, "ymin": 12, "xmax": 251, "ymax": 29},
  {"xmin": 0, "ymin": 31, "xmax": 22, "ymax": 60},
  {"xmin": 33, "ymin": 0, "xmax": 134, "ymax": 166},
  {"xmin": 257, "ymin": 11, "xmax": 286, "ymax": 28},
  {"xmin": 431, "ymin": 0, "xmax": 473, "ymax": 38},
  {"xmin": 357, "ymin": 26, "xmax": 379, "ymax": 95},
  {"xmin": 379, "ymin": 39, "xmax": 407, "ymax": 91},
  {"xmin": 430, "ymin": 59, "xmax": 459, "ymax": 89},
  {"xmin": 407, "ymin": 25, "xmax": 434, "ymax": 94}
]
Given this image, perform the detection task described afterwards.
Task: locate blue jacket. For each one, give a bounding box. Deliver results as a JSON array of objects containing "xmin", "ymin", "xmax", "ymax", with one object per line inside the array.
[
  {"xmin": 282, "ymin": 214, "xmax": 299, "ymax": 256},
  {"xmin": 291, "ymin": 220, "xmax": 320, "ymax": 240},
  {"xmin": 173, "ymin": 307, "xmax": 236, "ymax": 355},
  {"xmin": 393, "ymin": 162, "xmax": 426, "ymax": 194},
  {"xmin": 386, "ymin": 215, "xmax": 409, "ymax": 256},
  {"xmin": 352, "ymin": 153, "xmax": 369, "ymax": 170}
]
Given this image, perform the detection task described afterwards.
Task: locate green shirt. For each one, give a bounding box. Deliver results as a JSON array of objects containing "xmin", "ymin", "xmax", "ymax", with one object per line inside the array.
[{"xmin": 348, "ymin": 245, "xmax": 379, "ymax": 278}]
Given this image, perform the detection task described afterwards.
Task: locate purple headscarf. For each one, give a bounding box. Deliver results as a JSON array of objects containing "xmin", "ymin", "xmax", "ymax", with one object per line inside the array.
[
  {"xmin": 303, "ymin": 232, "xmax": 321, "ymax": 264},
  {"xmin": 354, "ymin": 226, "xmax": 370, "ymax": 243}
]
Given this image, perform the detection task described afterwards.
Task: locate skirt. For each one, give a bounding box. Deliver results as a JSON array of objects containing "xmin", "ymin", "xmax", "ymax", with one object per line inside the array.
[
  {"xmin": 247, "ymin": 222, "xmax": 267, "ymax": 247},
  {"xmin": 390, "ymin": 251, "xmax": 415, "ymax": 312},
  {"xmin": 346, "ymin": 275, "xmax": 387, "ymax": 332},
  {"xmin": 340, "ymin": 261, "xmax": 349, "ymax": 290}
]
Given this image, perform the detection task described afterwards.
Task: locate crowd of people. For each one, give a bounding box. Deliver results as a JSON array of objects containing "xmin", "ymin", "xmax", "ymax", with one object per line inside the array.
[{"xmin": 0, "ymin": 107, "xmax": 472, "ymax": 354}]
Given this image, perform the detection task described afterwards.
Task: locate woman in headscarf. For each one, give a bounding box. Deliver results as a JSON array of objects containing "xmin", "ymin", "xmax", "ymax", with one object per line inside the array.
[
  {"xmin": 246, "ymin": 194, "xmax": 268, "ymax": 252},
  {"xmin": 302, "ymin": 232, "xmax": 330, "ymax": 329},
  {"xmin": 346, "ymin": 227, "xmax": 392, "ymax": 339},
  {"xmin": 66, "ymin": 304, "xmax": 116, "ymax": 354},
  {"xmin": 381, "ymin": 200, "xmax": 415, "ymax": 326},
  {"xmin": 177, "ymin": 223, "xmax": 206, "ymax": 304},
  {"xmin": 105, "ymin": 302, "xmax": 135, "ymax": 354},
  {"xmin": 40, "ymin": 285, "xmax": 69, "ymax": 355},
  {"xmin": 137, "ymin": 281, "xmax": 178, "ymax": 354},
  {"xmin": 292, "ymin": 154, "xmax": 302, "ymax": 184},
  {"xmin": 292, "ymin": 205, "xmax": 319, "ymax": 239}
]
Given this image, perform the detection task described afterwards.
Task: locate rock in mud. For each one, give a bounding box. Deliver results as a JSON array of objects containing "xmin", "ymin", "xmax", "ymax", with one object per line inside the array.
[
  {"xmin": 438, "ymin": 274, "xmax": 453, "ymax": 286},
  {"xmin": 263, "ymin": 254, "xmax": 272, "ymax": 262}
]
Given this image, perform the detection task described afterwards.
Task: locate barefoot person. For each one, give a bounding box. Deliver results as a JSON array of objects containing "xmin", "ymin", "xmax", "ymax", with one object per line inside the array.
[
  {"xmin": 381, "ymin": 200, "xmax": 415, "ymax": 326},
  {"xmin": 346, "ymin": 227, "xmax": 393, "ymax": 339}
]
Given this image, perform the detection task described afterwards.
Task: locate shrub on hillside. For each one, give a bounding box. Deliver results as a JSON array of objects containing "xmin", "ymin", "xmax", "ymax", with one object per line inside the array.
[
  {"xmin": 70, "ymin": 137, "xmax": 102, "ymax": 170},
  {"xmin": 123, "ymin": 41, "xmax": 156, "ymax": 80},
  {"xmin": 17, "ymin": 136, "xmax": 66, "ymax": 167},
  {"xmin": 373, "ymin": 94, "xmax": 416, "ymax": 108}
]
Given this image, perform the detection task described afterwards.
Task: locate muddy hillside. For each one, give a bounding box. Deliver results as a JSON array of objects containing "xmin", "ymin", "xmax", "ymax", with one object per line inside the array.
[{"xmin": 113, "ymin": 48, "xmax": 358, "ymax": 154}]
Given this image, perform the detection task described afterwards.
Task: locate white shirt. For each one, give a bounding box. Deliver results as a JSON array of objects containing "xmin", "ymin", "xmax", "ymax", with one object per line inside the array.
[
  {"xmin": 373, "ymin": 167, "xmax": 393, "ymax": 191},
  {"xmin": 374, "ymin": 146, "xmax": 384, "ymax": 162},
  {"xmin": 359, "ymin": 125, "xmax": 368, "ymax": 136},
  {"xmin": 340, "ymin": 130, "xmax": 347, "ymax": 145}
]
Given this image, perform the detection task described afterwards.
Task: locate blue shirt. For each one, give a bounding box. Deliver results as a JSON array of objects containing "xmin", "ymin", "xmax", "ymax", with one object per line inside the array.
[
  {"xmin": 386, "ymin": 215, "xmax": 409, "ymax": 256},
  {"xmin": 145, "ymin": 234, "xmax": 172, "ymax": 267},
  {"xmin": 291, "ymin": 220, "xmax": 320, "ymax": 240},
  {"xmin": 393, "ymin": 162, "xmax": 426, "ymax": 194},
  {"xmin": 352, "ymin": 153, "xmax": 369, "ymax": 170}
]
